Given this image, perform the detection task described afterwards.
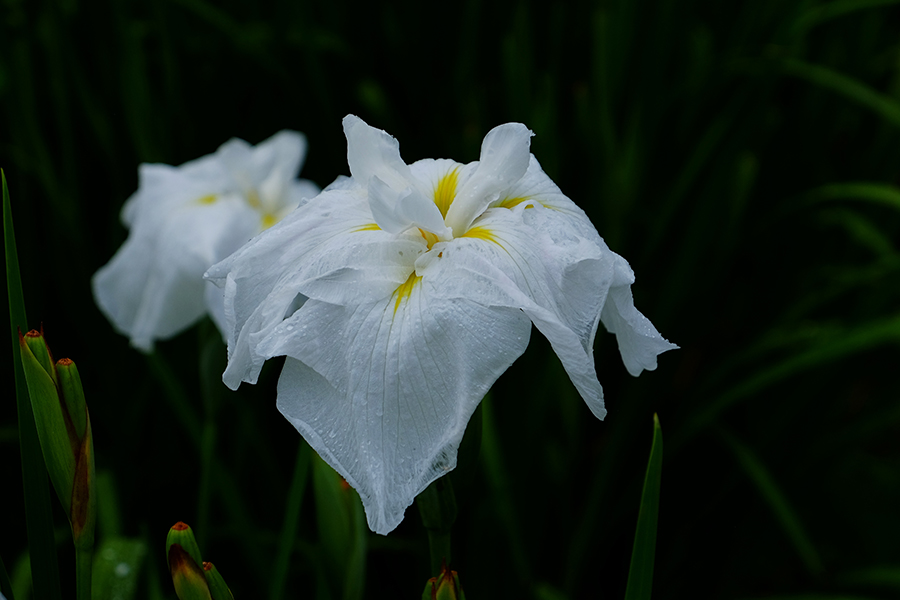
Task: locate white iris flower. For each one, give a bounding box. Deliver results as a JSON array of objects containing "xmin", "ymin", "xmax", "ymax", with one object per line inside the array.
[
  {"xmin": 206, "ymin": 115, "xmax": 677, "ymax": 534},
  {"xmin": 93, "ymin": 131, "xmax": 319, "ymax": 350}
]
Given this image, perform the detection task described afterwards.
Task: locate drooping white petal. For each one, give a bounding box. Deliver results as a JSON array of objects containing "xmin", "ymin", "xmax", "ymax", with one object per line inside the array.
[
  {"xmin": 444, "ymin": 123, "xmax": 533, "ymax": 236},
  {"xmin": 206, "ymin": 188, "xmax": 421, "ymax": 389},
  {"xmin": 95, "ymin": 196, "xmax": 258, "ymax": 350},
  {"xmin": 259, "ymin": 284, "xmax": 532, "ymax": 535},
  {"xmin": 600, "ymin": 256, "xmax": 679, "ymax": 376},
  {"xmin": 205, "ymin": 280, "xmax": 229, "ymax": 342},
  {"xmin": 419, "ymin": 204, "xmax": 610, "ymax": 419}
]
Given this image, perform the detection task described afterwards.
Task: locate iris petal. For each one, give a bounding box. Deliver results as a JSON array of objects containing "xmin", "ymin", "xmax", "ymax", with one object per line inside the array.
[{"xmin": 260, "ymin": 289, "xmax": 531, "ymax": 534}]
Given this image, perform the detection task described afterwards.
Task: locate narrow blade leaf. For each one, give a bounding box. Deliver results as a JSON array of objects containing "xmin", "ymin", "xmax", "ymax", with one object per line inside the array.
[
  {"xmin": 3, "ymin": 169, "xmax": 63, "ymax": 600},
  {"xmin": 624, "ymin": 414, "xmax": 663, "ymax": 600}
]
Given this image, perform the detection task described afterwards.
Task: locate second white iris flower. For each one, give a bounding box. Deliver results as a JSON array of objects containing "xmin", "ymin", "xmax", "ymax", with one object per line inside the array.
[{"xmin": 206, "ymin": 115, "xmax": 677, "ymax": 535}]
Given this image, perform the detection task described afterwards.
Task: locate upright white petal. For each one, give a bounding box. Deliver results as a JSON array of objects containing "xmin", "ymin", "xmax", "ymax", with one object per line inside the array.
[
  {"xmin": 343, "ymin": 115, "xmax": 416, "ymax": 193},
  {"xmin": 261, "ymin": 287, "xmax": 531, "ymax": 534},
  {"xmin": 444, "ymin": 123, "xmax": 533, "ymax": 236}
]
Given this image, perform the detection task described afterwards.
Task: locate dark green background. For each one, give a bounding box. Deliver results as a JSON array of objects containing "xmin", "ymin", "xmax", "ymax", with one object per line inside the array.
[{"xmin": 3, "ymin": 0, "xmax": 900, "ymax": 598}]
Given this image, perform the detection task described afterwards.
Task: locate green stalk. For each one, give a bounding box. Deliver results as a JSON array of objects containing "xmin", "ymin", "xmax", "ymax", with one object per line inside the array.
[
  {"xmin": 416, "ymin": 476, "xmax": 457, "ymax": 576},
  {"xmin": 269, "ymin": 441, "xmax": 311, "ymax": 600},
  {"xmin": 75, "ymin": 545, "xmax": 93, "ymax": 600}
]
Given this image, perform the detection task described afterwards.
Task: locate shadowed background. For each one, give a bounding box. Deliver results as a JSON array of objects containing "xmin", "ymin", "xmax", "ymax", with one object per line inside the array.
[{"xmin": 3, "ymin": 0, "xmax": 900, "ymax": 598}]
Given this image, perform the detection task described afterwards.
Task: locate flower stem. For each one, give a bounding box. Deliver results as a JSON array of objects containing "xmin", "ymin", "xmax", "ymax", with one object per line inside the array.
[
  {"xmin": 269, "ymin": 441, "xmax": 311, "ymax": 600},
  {"xmin": 416, "ymin": 476, "xmax": 457, "ymax": 576},
  {"xmin": 75, "ymin": 544, "xmax": 93, "ymax": 600}
]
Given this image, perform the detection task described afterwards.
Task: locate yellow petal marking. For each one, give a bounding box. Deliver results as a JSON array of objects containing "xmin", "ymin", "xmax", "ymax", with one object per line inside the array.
[
  {"xmin": 419, "ymin": 228, "xmax": 440, "ymax": 250},
  {"xmin": 354, "ymin": 223, "xmax": 382, "ymax": 232},
  {"xmin": 261, "ymin": 213, "xmax": 278, "ymax": 229},
  {"xmin": 497, "ymin": 196, "xmax": 535, "ymax": 209},
  {"xmin": 393, "ymin": 272, "xmax": 422, "ymax": 316},
  {"xmin": 197, "ymin": 194, "xmax": 217, "ymax": 205},
  {"xmin": 247, "ymin": 190, "xmax": 262, "ymax": 208},
  {"xmin": 433, "ymin": 167, "xmax": 460, "ymax": 218},
  {"xmin": 461, "ymin": 226, "xmax": 499, "ymax": 244}
]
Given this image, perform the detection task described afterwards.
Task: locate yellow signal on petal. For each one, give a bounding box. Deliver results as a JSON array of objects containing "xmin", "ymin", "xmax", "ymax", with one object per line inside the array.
[
  {"xmin": 261, "ymin": 213, "xmax": 278, "ymax": 229},
  {"xmin": 498, "ymin": 196, "xmax": 534, "ymax": 209},
  {"xmin": 433, "ymin": 167, "xmax": 460, "ymax": 218},
  {"xmin": 393, "ymin": 273, "xmax": 421, "ymax": 316},
  {"xmin": 354, "ymin": 223, "xmax": 381, "ymax": 232},
  {"xmin": 461, "ymin": 226, "xmax": 498, "ymax": 244},
  {"xmin": 197, "ymin": 194, "xmax": 217, "ymax": 205},
  {"xmin": 247, "ymin": 190, "xmax": 262, "ymax": 208},
  {"xmin": 419, "ymin": 228, "xmax": 440, "ymax": 250}
]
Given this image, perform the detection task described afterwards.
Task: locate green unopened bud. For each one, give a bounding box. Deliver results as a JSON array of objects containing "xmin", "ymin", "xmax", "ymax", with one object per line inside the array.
[
  {"xmin": 167, "ymin": 522, "xmax": 204, "ymax": 571},
  {"xmin": 20, "ymin": 329, "xmax": 75, "ymax": 513},
  {"xmin": 70, "ymin": 415, "xmax": 96, "ymax": 551},
  {"xmin": 168, "ymin": 544, "xmax": 212, "ymax": 600},
  {"xmin": 203, "ymin": 562, "xmax": 234, "ymax": 600},
  {"xmin": 57, "ymin": 358, "xmax": 88, "ymax": 439},
  {"xmin": 23, "ymin": 327, "xmax": 57, "ymax": 385},
  {"xmin": 19, "ymin": 330, "xmax": 96, "ymax": 552},
  {"xmin": 421, "ymin": 561, "xmax": 466, "ymax": 600}
]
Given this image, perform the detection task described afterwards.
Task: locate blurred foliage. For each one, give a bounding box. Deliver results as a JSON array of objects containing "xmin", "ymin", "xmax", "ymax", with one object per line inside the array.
[{"xmin": 3, "ymin": 0, "xmax": 900, "ymax": 598}]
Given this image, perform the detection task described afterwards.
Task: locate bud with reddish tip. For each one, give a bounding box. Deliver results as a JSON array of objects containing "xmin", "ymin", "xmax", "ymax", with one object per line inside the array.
[
  {"xmin": 202, "ymin": 562, "xmax": 234, "ymax": 600},
  {"xmin": 421, "ymin": 561, "xmax": 466, "ymax": 600},
  {"xmin": 18, "ymin": 328, "xmax": 96, "ymax": 553},
  {"xmin": 168, "ymin": 544, "xmax": 212, "ymax": 600},
  {"xmin": 165, "ymin": 522, "xmax": 233, "ymax": 600},
  {"xmin": 166, "ymin": 522, "xmax": 204, "ymax": 569}
]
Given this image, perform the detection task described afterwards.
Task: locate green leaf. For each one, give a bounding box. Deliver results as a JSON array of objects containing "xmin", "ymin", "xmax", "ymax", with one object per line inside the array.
[
  {"xmin": 269, "ymin": 440, "xmax": 311, "ymax": 600},
  {"xmin": 781, "ymin": 59, "xmax": 900, "ymax": 128},
  {"xmin": 806, "ymin": 182, "xmax": 900, "ymax": 212},
  {"xmin": 3, "ymin": 169, "xmax": 63, "ymax": 600},
  {"xmin": 718, "ymin": 427, "xmax": 824, "ymax": 576},
  {"xmin": 91, "ymin": 537, "xmax": 147, "ymax": 600},
  {"xmin": 676, "ymin": 314, "xmax": 900, "ymax": 449},
  {"xmin": 792, "ymin": 0, "xmax": 900, "ymax": 33},
  {"xmin": 416, "ymin": 476, "xmax": 458, "ymax": 577},
  {"xmin": 312, "ymin": 453, "xmax": 367, "ymax": 600},
  {"xmin": 837, "ymin": 565, "xmax": 900, "ymax": 590},
  {"xmin": 624, "ymin": 414, "xmax": 663, "ymax": 600}
]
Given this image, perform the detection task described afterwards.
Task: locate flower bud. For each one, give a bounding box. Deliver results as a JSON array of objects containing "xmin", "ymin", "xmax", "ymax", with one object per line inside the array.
[
  {"xmin": 57, "ymin": 358, "xmax": 88, "ymax": 439},
  {"xmin": 18, "ymin": 329, "xmax": 97, "ymax": 551},
  {"xmin": 19, "ymin": 329, "xmax": 76, "ymax": 512},
  {"xmin": 202, "ymin": 562, "xmax": 234, "ymax": 600},
  {"xmin": 166, "ymin": 522, "xmax": 204, "ymax": 570},
  {"xmin": 421, "ymin": 561, "xmax": 466, "ymax": 600},
  {"xmin": 23, "ymin": 327, "xmax": 57, "ymax": 385},
  {"xmin": 168, "ymin": 544, "xmax": 212, "ymax": 600}
]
